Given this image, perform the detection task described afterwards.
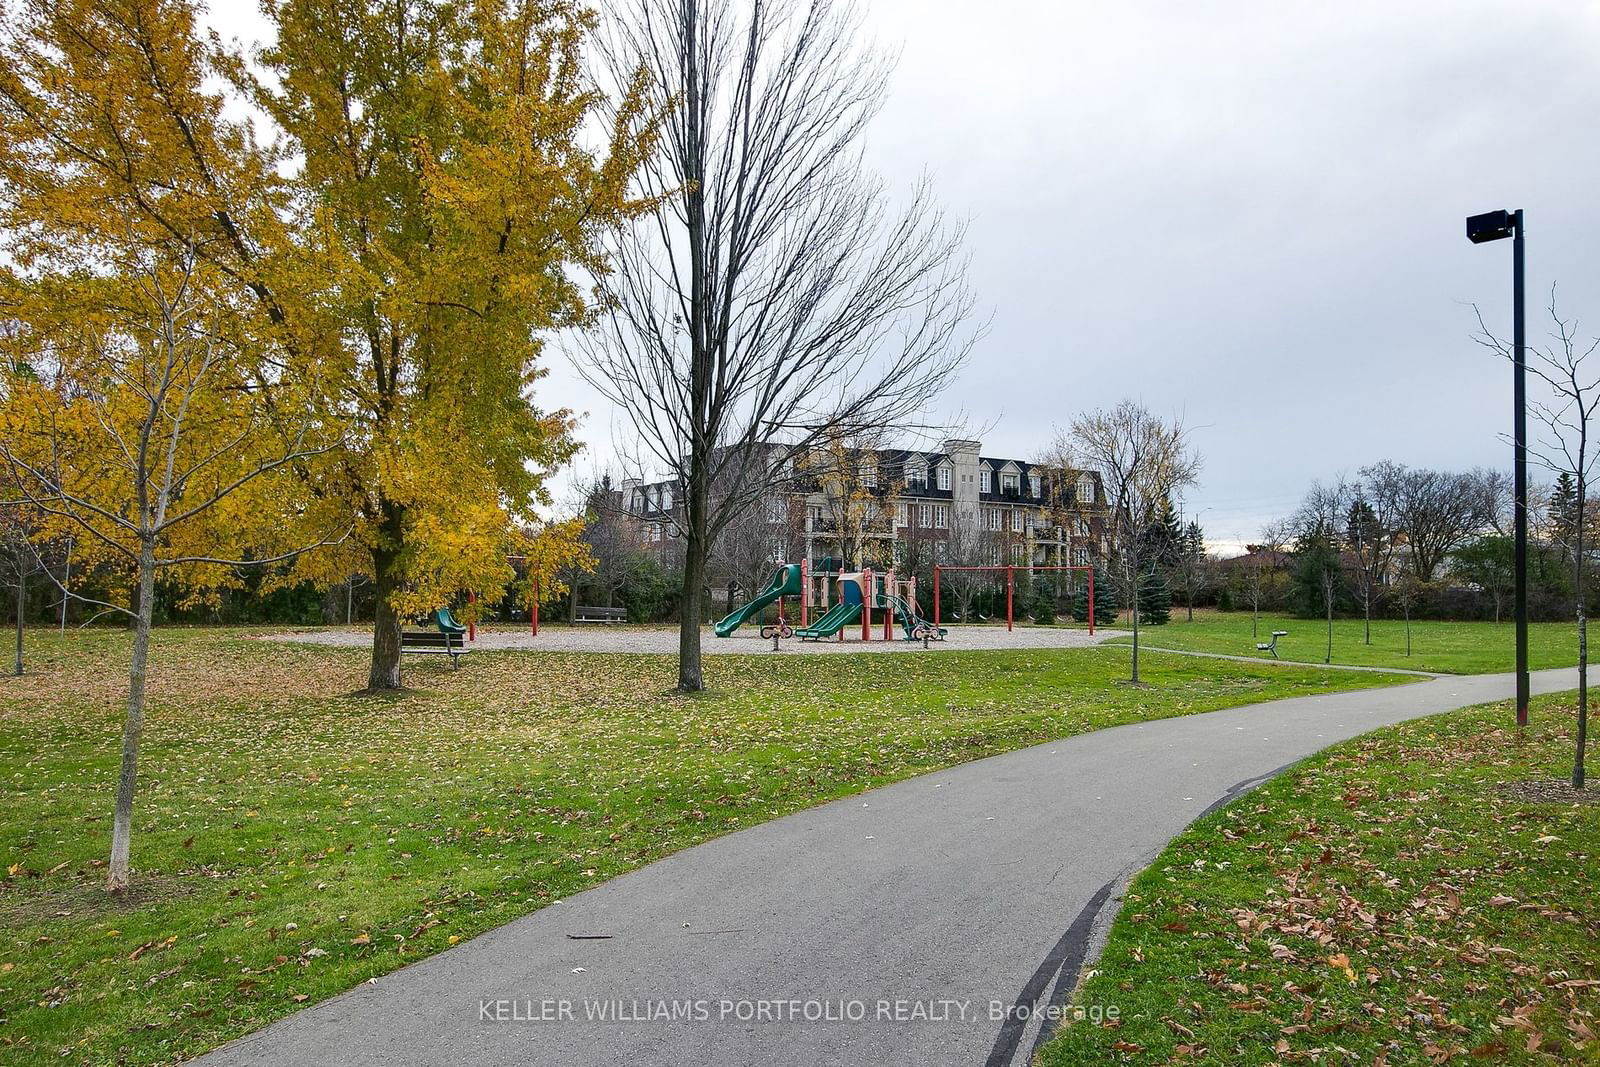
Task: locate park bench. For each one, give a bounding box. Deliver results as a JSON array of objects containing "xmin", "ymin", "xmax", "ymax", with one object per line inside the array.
[
  {"xmin": 574, "ymin": 605, "xmax": 628, "ymax": 624},
  {"xmin": 400, "ymin": 629, "xmax": 472, "ymax": 668},
  {"xmin": 1256, "ymin": 630, "xmax": 1289, "ymax": 659}
]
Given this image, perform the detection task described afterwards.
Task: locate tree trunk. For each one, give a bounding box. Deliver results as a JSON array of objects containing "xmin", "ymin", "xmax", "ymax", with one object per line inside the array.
[
  {"xmin": 1577, "ymin": 612, "xmax": 1588, "ymax": 789},
  {"xmin": 1130, "ymin": 556, "xmax": 1141, "ymax": 684},
  {"xmin": 108, "ymin": 538, "xmax": 157, "ymax": 893},
  {"xmin": 678, "ymin": 528, "xmax": 707, "ymax": 692},
  {"xmin": 368, "ymin": 545, "xmax": 404, "ymax": 690},
  {"xmin": 12, "ymin": 572, "xmax": 21, "ymax": 677},
  {"xmin": 1324, "ymin": 581, "xmax": 1333, "ymax": 665}
]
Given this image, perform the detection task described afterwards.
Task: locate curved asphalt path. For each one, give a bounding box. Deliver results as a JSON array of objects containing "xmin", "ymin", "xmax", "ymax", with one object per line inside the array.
[{"xmin": 194, "ymin": 665, "xmax": 1578, "ymax": 1067}]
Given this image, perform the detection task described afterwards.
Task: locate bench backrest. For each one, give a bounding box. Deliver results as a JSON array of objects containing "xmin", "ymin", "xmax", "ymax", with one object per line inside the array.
[{"xmin": 403, "ymin": 631, "xmax": 466, "ymax": 649}]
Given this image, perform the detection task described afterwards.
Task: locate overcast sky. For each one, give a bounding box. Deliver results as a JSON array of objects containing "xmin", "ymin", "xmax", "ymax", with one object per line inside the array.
[{"xmin": 214, "ymin": 0, "xmax": 1600, "ymax": 554}]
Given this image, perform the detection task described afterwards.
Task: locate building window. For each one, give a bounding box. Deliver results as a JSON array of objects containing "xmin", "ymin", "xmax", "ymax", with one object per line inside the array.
[
  {"xmin": 861, "ymin": 460, "xmax": 877, "ymax": 488},
  {"xmin": 1074, "ymin": 545, "xmax": 1091, "ymax": 567},
  {"xmin": 896, "ymin": 502, "xmax": 908, "ymax": 526},
  {"xmin": 988, "ymin": 544, "xmax": 1002, "ymax": 565},
  {"xmin": 1078, "ymin": 475, "xmax": 1095, "ymax": 503},
  {"xmin": 1010, "ymin": 542, "xmax": 1024, "ymax": 563},
  {"xmin": 932, "ymin": 505, "xmax": 948, "ymax": 529},
  {"xmin": 808, "ymin": 504, "xmax": 823, "ymax": 530},
  {"xmin": 765, "ymin": 497, "xmax": 786, "ymax": 523},
  {"xmin": 1028, "ymin": 474, "xmax": 1040, "ymax": 498},
  {"xmin": 648, "ymin": 522, "xmax": 663, "ymax": 542},
  {"xmin": 934, "ymin": 540, "xmax": 947, "ymax": 562},
  {"xmin": 980, "ymin": 469, "xmax": 991, "ymax": 494},
  {"xmin": 937, "ymin": 465, "xmax": 950, "ymax": 491},
  {"xmin": 1001, "ymin": 472, "xmax": 1019, "ymax": 495},
  {"xmin": 1011, "ymin": 509, "xmax": 1023, "ymax": 532},
  {"xmin": 987, "ymin": 508, "xmax": 1002, "ymax": 531},
  {"xmin": 918, "ymin": 503, "xmax": 932, "ymax": 527}
]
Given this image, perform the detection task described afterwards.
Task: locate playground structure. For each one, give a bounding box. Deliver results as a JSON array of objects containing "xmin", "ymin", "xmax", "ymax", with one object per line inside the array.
[
  {"xmin": 714, "ymin": 561, "xmax": 947, "ymax": 643},
  {"xmin": 931, "ymin": 565, "xmax": 1095, "ymax": 635},
  {"xmin": 432, "ymin": 560, "xmax": 1093, "ymax": 648}
]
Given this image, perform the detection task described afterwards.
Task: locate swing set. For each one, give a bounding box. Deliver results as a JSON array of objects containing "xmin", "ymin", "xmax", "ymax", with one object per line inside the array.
[{"xmin": 931, "ymin": 565, "xmax": 1096, "ymax": 634}]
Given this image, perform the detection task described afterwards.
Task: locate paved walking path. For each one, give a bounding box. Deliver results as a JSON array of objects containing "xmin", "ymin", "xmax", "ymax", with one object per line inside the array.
[{"xmin": 193, "ymin": 667, "xmax": 1577, "ymax": 1067}]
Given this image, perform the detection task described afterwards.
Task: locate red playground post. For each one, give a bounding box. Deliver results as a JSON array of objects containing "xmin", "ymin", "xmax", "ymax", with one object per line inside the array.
[
  {"xmin": 800, "ymin": 558, "xmax": 809, "ymax": 627},
  {"xmin": 468, "ymin": 589, "xmax": 477, "ymax": 642},
  {"xmin": 531, "ymin": 577, "xmax": 540, "ymax": 637},
  {"xmin": 862, "ymin": 568, "xmax": 873, "ymax": 641},
  {"xmin": 1006, "ymin": 566, "xmax": 1014, "ymax": 632}
]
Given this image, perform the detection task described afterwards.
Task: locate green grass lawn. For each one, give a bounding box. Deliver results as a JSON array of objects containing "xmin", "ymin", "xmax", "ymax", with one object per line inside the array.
[
  {"xmin": 1108, "ymin": 610, "xmax": 1581, "ymax": 674},
  {"xmin": 0, "ymin": 628, "xmax": 1404, "ymax": 1066},
  {"xmin": 1042, "ymin": 692, "xmax": 1600, "ymax": 1066}
]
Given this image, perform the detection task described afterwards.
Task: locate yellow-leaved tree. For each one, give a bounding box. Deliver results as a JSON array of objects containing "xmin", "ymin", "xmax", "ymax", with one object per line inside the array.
[{"xmin": 0, "ymin": 0, "xmax": 660, "ymax": 693}]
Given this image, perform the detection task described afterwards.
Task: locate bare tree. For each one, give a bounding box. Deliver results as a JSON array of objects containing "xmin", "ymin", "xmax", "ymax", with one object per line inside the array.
[
  {"xmin": 579, "ymin": 0, "xmax": 977, "ymax": 691},
  {"xmin": 1294, "ymin": 479, "xmax": 1354, "ymax": 665},
  {"xmin": 709, "ymin": 489, "xmax": 802, "ymax": 610},
  {"xmin": 1236, "ymin": 520, "xmax": 1291, "ymax": 641},
  {"xmin": 0, "ymin": 504, "xmax": 45, "ymax": 675},
  {"xmin": 1343, "ymin": 489, "xmax": 1399, "ymax": 645},
  {"xmin": 1171, "ymin": 518, "xmax": 1212, "ymax": 623},
  {"xmin": 1068, "ymin": 402, "xmax": 1201, "ymax": 683},
  {"xmin": 1477, "ymin": 292, "xmax": 1599, "ymax": 787},
  {"xmin": 1362, "ymin": 461, "xmax": 1494, "ymax": 582},
  {"xmin": 940, "ymin": 505, "xmax": 995, "ymax": 624}
]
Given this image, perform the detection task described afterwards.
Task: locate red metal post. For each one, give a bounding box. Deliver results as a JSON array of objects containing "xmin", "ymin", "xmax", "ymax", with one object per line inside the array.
[
  {"xmin": 1087, "ymin": 569, "xmax": 1094, "ymax": 636},
  {"xmin": 801, "ymin": 558, "xmax": 809, "ymax": 627},
  {"xmin": 862, "ymin": 568, "xmax": 872, "ymax": 641},
  {"xmin": 1006, "ymin": 566, "xmax": 1014, "ymax": 632},
  {"xmin": 468, "ymin": 589, "xmax": 476, "ymax": 642},
  {"xmin": 531, "ymin": 577, "xmax": 540, "ymax": 637},
  {"xmin": 933, "ymin": 567, "xmax": 940, "ymax": 628}
]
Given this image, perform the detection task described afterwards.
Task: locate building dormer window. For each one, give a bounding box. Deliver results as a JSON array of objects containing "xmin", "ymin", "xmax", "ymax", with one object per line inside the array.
[
  {"xmin": 1078, "ymin": 475, "xmax": 1095, "ymax": 503},
  {"xmin": 980, "ymin": 469, "xmax": 992, "ymax": 494},
  {"xmin": 1001, "ymin": 472, "xmax": 1019, "ymax": 495},
  {"xmin": 1028, "ymin": 474, "xmax": 1040, "ymax": 498},
  {"xmin": 907, "ymin": 465, "xmax": 926, "ymax": 489},
  {"xmin": 937, "ymin": 465, "xmax": 950, "ymax": 491}
]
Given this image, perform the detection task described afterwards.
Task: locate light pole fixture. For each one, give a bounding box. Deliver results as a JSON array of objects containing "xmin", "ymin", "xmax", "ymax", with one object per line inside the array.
[{"xmin": 1466, "ymin": 208, "xmax": 1528, "ymax": 727}]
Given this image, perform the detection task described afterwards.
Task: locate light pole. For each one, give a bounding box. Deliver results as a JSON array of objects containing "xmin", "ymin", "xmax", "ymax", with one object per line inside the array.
[{"xmin": 1467, "ymin": 208, "xmax": 1528, "ymax": 727}]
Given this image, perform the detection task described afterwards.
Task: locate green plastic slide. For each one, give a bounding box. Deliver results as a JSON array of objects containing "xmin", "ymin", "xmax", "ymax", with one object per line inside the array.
[
  {"xmin": 714, "ymin": 563, "xmax": 803, "ymax": 638},
  {"xmin": 793, "ymin": 601, "xmax": 861, "ymax": 640},
  {"xmin": 881, "ymin": 592, "xmax": 947, "ymax": 641},
  {"xmin": 432, "ymin": 606, "xmax": 467, "ymax": 635}
]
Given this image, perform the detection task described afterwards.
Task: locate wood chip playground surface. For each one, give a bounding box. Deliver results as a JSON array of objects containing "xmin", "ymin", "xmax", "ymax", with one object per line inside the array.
[{"xmin": 263, "ymin": 623, "xmax": 1126, "ymax": 654}]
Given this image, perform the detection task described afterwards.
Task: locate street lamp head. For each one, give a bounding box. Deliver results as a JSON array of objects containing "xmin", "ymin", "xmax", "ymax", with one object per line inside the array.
[{"xmin": 1466, "ymin": 209, "xmax": 1516, "ymax": 244}]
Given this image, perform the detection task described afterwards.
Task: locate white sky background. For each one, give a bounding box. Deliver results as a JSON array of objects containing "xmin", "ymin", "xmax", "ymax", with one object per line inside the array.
[{"xmin": 206, "ymin": 0, "xmax": 1600, "ymax": 555}]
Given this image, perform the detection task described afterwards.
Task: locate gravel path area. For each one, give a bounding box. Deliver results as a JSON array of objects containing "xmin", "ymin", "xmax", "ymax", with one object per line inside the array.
[{"xmin": 260, "ymin": 624, "xmax": 1125, "ymax": 654}]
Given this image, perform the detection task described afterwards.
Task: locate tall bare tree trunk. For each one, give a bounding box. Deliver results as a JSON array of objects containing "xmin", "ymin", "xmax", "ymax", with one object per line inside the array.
[
  {"xmin": 108, "ymin": 538, "xmax": 157, "ymax": 892},
  {"xmin": 678, "ymin": 497, "xmax": 709, "ymax": 692},
  {"xmin": 1575, "ymin": 486, "xmax": 1587, "ymax": 789},
  {"xmin": 12, "ymin": 571, "xmax": 21, "ymax": 676},
  {"xmin": 1129, "ymin": 555, "xmax": 1141, "ymax": 684},
  {"xmin": 1324, "ymin": 577, "xmax": 1334, "ymax": 665}
]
